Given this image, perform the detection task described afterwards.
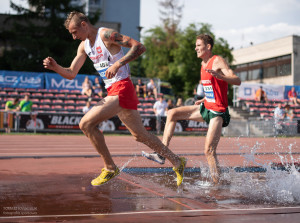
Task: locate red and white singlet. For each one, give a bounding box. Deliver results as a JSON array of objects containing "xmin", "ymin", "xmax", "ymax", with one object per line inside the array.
[
  {"xmin": 84, "ymin": 28, "xmax": 130, "ymax": 89},
  {"xmin": 201, "ymin": 55, "xmax": 228, "ymax": 113}
]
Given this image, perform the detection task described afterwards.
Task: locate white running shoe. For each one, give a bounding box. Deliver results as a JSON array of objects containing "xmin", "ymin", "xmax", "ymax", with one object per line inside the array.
[{"xmin": 142, "ymin": 151, "xmax": 166, "ymax": 165}]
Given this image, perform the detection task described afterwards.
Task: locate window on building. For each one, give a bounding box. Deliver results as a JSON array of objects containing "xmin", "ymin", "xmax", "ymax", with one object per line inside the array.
[
  {"xmin": 248, "ymin": 69, "xmax": 261, "ymax": 80},
  {"xmin": 237, "ymin": 71, "xmax": 248, "ymax": 81},
  {"xmin": 277, "ymin": 63, "xmax": 291, "ymax": 76},
  {"xmin": 264, "ymin": 66, "xmax": 277, "ymax": 78},
  {"xmin": 234, "ymin": 54, "xmax": 291, "ymax": 80}
]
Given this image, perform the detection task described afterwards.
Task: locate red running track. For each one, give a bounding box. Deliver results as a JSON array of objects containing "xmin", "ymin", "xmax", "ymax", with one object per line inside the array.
[{"xmin": 0, "ymin": 134, "xmax": 299, "ymax": 222}]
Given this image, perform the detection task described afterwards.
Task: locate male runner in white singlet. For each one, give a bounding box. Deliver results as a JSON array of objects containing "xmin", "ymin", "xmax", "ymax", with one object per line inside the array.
[{"xmin": 43, "ymin": 11, "xmax": 186, "ymax": 186}]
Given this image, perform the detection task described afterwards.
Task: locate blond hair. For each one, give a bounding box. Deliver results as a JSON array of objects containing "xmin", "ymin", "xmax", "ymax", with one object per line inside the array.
[{"xmin": 64, "ymin": 11, "xmax": 89, "ymax": 29}]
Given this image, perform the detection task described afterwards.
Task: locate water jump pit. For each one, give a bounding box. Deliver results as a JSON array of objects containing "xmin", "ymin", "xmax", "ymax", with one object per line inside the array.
[{"xmin": 0, "ymin": 135, "xmax": 300, "ymax": 222}]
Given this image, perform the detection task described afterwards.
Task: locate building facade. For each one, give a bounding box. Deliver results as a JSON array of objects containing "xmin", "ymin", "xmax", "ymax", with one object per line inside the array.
[
  {"xmin": 232, "ymin": 35, "xmax": 300, "ymax": 86},
  {"xmin": 75, "ymin": 0, "xmax": 141, "ymax": 42}
]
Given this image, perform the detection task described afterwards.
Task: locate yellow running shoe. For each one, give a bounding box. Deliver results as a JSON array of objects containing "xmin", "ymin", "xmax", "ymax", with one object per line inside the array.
[
  {"xmin": 91, "ymin": 167, "xmax": 120, "ymax": 186},
  {"xmin": 173, "ymin": 157, "xmax": 187, "ymax": 186}
]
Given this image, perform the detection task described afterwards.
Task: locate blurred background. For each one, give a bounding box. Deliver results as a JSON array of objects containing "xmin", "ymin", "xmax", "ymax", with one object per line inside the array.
[{"xmin": 0, "ymin": 0, "xmax": 300, "ymax": 136}]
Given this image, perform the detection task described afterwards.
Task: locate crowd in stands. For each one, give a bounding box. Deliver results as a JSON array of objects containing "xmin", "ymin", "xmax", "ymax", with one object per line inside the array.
[
  {"xmin": 2, "ymin": 75, "xmax": 300, "ymax": 123},
  {"xmin": 5, "ymin": 94, "xmax": 33, "ymax": 112},
  {"xmin": 0, "ymin": 77, "xmax": 161, "ymax": 116},
  {"xmin": 152, "ymin": 94, "xmax": 183, "ymax": 134},
  {"xmin": 1, "ymin": 76, "xmax": 195, "ymax": 119},
  {"xmin": 241, "ymin": 86, "xmax": 300, "ymax": 120}
]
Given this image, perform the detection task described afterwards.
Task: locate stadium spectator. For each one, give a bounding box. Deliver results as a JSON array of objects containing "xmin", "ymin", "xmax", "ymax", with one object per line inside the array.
[
  {"xmin": 255, "ymin": 86, "xmax": 268, "ymax": 102},
  {"xmin": 287, "ymin": 87, "xmax": 300, "ymax": 104},
  {"xmin": 285, "ymin": 104, "xmax": 294, "ymax": 121},
  {"xmin": 5, "ymin": 97, "xmax": 20, "ymax": 111},
  {"xmin": 165, "ymin": 98, "xmax": 175, "ymax": 116},
  {"xmin": 4, "ymin": 97, "xmax": 19, "ymax": 133},
  {"xmin": 153, "ymin": 94, "xmax": 168, "ymax": 134},
  {"xmin": 18, "ymin": 94, "xmax": 33, "ymax": 112},
  {"xmin": 82, "ymin": 101, "xmax": 92, "ymax": 114},
  {"xmin": 176, "ymin": 97, "xmax": 183, "ymax": 107},
  {"xmin": 193, "ymin": 80, "xmax": 205, "ymax": 101},
  {"xmin": 147, "ymin": 79, "xmax": 157, "ymax": 99},
  {"xmin": 92, "ymin": 77, "xmax": 103, "ymax": 97},
  {"xmin": 81, "ymin": 76, "xmax": 93, "ymax": 97},
  {"xmin": 274, "ymin": 103, "xmax": 285, "ymax": 120},
  {"xmin": 167, "ymin": 99, "xmax": 175, "ymax": 110},
  {"xmin": 274, "ymin": 103, "xmax": 286, "ymax": 134},
  {"xmin": 136, "ymin": 79, "xmax": 146, "ymax": 97}
]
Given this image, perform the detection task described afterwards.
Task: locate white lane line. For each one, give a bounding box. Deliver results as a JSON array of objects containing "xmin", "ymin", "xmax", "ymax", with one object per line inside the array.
[{"xmin": 0, "ymin": 206, "xmax": 299, "ymax": 219}]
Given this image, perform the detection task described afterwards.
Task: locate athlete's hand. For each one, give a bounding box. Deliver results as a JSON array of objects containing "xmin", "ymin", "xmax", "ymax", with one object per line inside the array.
[
  {"xmin": 43, "ymin": 57, "xmax": 58, "ymax": 71},
  {"xmin": 205, "ymin": 69, "xmax": 223, "ymax": 80},
  {"xmin": 105, "ymin": 63, "xmax": 120, "ymax": 79},
  {"xmin": 194, "ymin": 98, "xmax": 205, "ymax": 105}
]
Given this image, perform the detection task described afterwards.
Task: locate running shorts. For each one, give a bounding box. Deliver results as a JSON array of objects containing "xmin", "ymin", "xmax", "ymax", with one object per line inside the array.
[
  {"xmin": 107, "ymin": 77, "xmax": 139, "ymax": 110},
  {"xmin": 200, "ymin": 103, "xmax": 230, "ymax": 127}
]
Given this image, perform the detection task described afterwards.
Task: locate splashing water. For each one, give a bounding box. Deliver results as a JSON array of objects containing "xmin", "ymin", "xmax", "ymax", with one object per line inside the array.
[
  {"xmin": 230, "ymin": 141, "xmax": 300, "ymax": 204},
  {"xmin": 183, "ymin": 139, "xmax": 300, "ymax": 205},
  {"xmin": 119, "ymin": 156, "xmax": 137, "ymax": 172}
]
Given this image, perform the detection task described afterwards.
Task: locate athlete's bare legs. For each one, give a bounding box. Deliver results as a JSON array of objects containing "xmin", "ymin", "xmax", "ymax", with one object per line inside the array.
[
  {"xmin": 79, "ymin": 96, "xmax": 122, "ymax": 171},
  {"xmin": 118, "ymin": 108, "xmax": 181, "ymax": 167},
  {"xmin": 162, "ymin": 105, "xmax": 203, "ymax": 146},
  {"xmin": 79, "ymin": 95, "xmax": 182, "ymax": 169},
  {"xmin": 162, "ymin": 105, "xmax": 223, "ymax": 184},
  {"xmin": 204, "ymin": 116, "xmax": 223, "ymax": 184}
]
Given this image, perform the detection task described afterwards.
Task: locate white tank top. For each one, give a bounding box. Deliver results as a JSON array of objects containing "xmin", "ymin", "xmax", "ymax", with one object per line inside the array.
[{"xmin": 84, "ymin": 28, "xmax": 130, "ymax": 88}]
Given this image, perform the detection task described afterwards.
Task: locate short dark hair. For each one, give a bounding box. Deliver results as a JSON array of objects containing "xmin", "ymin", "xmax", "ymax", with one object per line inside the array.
[
  {"xmin": 196, "ymin": 34, "xmax": 214, "ymax": 50},
  {"xmin": 13, "ymin": 97, "xmax": 19, "ymax": 103}
]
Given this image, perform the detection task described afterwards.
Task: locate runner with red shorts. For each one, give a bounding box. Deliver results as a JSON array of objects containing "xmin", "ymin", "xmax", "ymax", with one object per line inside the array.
[{"xmin": 43, "ymin": 11, "xmax": 186, "ymax": 187}]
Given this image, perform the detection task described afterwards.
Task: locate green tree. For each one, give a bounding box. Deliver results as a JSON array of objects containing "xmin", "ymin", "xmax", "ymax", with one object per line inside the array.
[
  {"xmin": 0, "ymin": 0, "xmax": 100, "ymax": 74},
  {"xmin": 170, "ymin": 23, "xmax": 234, "ymax": 99},
  {"xmin": 141, "ymin": 0, "xmax": 235, "ymax": 101},
  {"xmin": 142, "ymin": 25, "xmax": 178, "ymax": 80},
  {"xmin": 158, "ymin": 0, "xmax": 183, "ymax": 28},
  {"xmin": 141, "ymin": 0, "xmax": 182, "ymax": 80},
  {"xmin": 142, "ymin": 23, "xmax": 234, "ymax": 99}
]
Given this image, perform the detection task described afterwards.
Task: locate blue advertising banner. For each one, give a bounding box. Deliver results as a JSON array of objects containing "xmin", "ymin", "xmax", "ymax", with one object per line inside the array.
[
  {"xmin": 0, "ymin": 70, "xmax": 44, "ymax": 89},
  {"xmin": 45, "ymin": 73, "xmax": 100, "ymax": 90},
  {"xmin": 284, "ymin": 85, "xmax": 300, "ymax": 99},
  {"xmin": 238, "ymin": 83, "xmax": 285, "ymax": 100},
  {"xmin": 45, "ymin": 73, "xmax": 82, "ymax": 90},
  {"xmin": 0, "ymin": 70, "xmax": 102, "ymax": 91}
]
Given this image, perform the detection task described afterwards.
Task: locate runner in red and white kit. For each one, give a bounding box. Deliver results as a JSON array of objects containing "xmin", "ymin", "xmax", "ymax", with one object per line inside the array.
[
  {"xmin": 142, "ymin": 34, "xmax": 241, "ymax": 184},
  {"xmin": 43, "ymin": 11, "xmax": 186, "ymax": 187}
]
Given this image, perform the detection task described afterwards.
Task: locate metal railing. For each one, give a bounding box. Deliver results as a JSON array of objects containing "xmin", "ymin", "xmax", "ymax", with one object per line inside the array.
[
  {"xmin": 223, "ymin": 117, "xmax": 299, "ymax": 137},
  {"xmin": 1, "ymin": 110, "xmax": 299, "ymax": 137}
]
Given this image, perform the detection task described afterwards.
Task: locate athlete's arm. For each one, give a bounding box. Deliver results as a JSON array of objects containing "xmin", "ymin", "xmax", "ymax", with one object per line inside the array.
[
  {"xmin": 101, "ymin": 28, "xmax": 146, "ymax": 79},
  {"xmin": 206, "ymin": 56, "xmax": 241, "ymax": 86},
  {"xmin": 43, "ymin": 42, "xmax": 87, "ymax": 80},
  {"xmin": 194, "ymin": 98, "xmax": 205, "ymax": 105},
  {"xmin": 4, "ymin": 102, "xmax": 10, "ymax": 111}
]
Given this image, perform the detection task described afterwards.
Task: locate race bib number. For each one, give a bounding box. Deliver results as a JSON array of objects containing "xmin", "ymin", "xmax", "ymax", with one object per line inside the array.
[
  {"xmin": 94, "ymin": 61, "xmax": 109, "ymax": 79},
  {"xmin": 203, "ymin": 85, "xmax": 215, "ymax": 103},
  {"xmin": 94, "ymin": 61, "xmax": 115, "ymax": 86}
]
